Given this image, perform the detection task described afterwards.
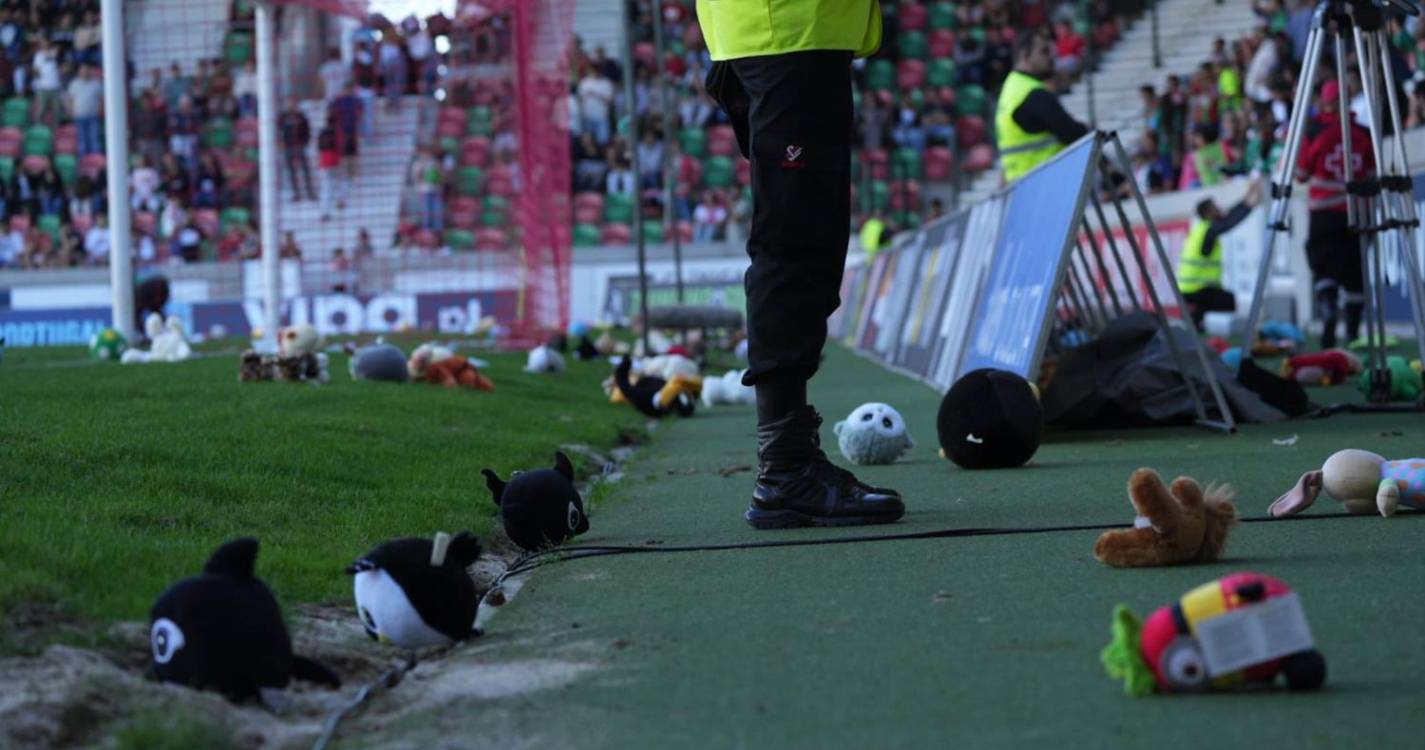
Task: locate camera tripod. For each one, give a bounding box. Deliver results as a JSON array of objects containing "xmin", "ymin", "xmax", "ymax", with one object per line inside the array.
[{"xmin": 1241, "ymin": 0, "xmax": 1425, "ymax": 404}]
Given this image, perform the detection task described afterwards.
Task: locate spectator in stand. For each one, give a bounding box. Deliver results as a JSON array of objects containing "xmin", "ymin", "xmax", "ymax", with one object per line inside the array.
[
  {"xmin": 577, "ymin": 65, "xmax": 615, "ymax": 145},
  {"xmin": 379, "ymin": 25, "xmax": 408, "ymax": 111},
  {"xmin": 130, "ymin": 156, "xmax": 161, "ymax": 213},
  {"xmin": 891, "ymin": 95, "xmax": 927, "ymax": 152},
  {"xmin": 1157, "ymin": 74, "xmax": 1189, "ymax": 163},
  {"xmin": 31, "ymin": 38, "xmax": 61, "ymax": 127},
  {"xmin": 929, "ymin": 198, "xmax": 945, "ymax": 221},
  {"xmin": 330, "ymin": 82, "xmax": 363, "ymax": 178},
  {"xmin": 168, "ymin": 95, "xmax": 200, "ymax": 168},
  {"xmin": 1053, "ymin": 21, "xmax": 1085, "ymax": 89},
  {"xmin": 590, "ymin": 45, "xmax": 620, "ymax": 83},
  {"xmin": 1133, "ymin": 84, "xmax": 1159, "ymax": 134},
  {"xmin": 405, "ymin": 16, "xmax": 434, "ymax": 94},
  {"xmin": 353, "ymin": 40, "xmax": 378, "ymax": 136},
  {"xmin": 692, "ymin": 189, "xmax": 725, "ymax": 242},
  {"xmin": 636, "ymin": 129, "xmax": 664, "ymax": 189},
  {"xmin": 606, "ymin": 152, "xmax": 634, "ymax": 195},
  {"xmin": 1178, "ymin": 123, "xmax": 1228, "ymax": 190},
  {"xmin": 922, "ymin": 88, "xmax": 955, "ymax": 147},
  {"xmin": 985, "ymin": 27, "xmax": 1014, "ymax": 93},
  {"xmin": 133, "ymin": 85, "xmax": 169, "ymax": 163},
  {"xmin": 171, "ymin": 219, "xmax": 202, "ymax": 262},
  {"xmin": 279, "ymin": 97, "xmax": 317, "ymax": 201},
  {"xmin": 956, "ymin": 33, "xmax": 987, "ymax": 87},
  {"xmin": 67, "ymin": 64, "xmax": 103, "ymax": 157},
  {"xmin": 159, "ymin": 152, "xmax": 190, "ymax": 202},
  {"xmin": 330, "ymin": 247, "xmax": 353, "ymax": 292},
  {"xmin": 679, "ymin": 79, "xmax": 713, "ymax": 129},
  {"xmin": 1245, "ymin": 25, "xmax": 1277, "ymax": 104},
  {"xmin": 317, "ymin": 114, "xmax": 346, "ymax": 221},
  {"xmin": 279, "ymin": 231, "xmax": 302, "ymax": 259},
  {"xmin": 162, "ymin": 62, "xmax": 189, "ymax": 109},
  {"xmin": 74, "ymin": 10, "xmax": 100, "ymax": 67},
  {"xmin": 158, "ymin": 195, "xmax": 187, "ymax": 239},
  {"xmin": 34, "ymin": 162, "xmax": 64, "ymax": 218},
  {"xmin": 573, "ymin": 131, "xmax": 607, "ymax": 192},
  {"xmin": 234, "ymin": 59, "xmax": 258, "ymax": 117},
  {"xmin": 409, "ymin": 145, "xmax": 443, "ymax": 231},
  {"xmin": 355, "ymin": 227, "xmax": 375, "ymax": 257},
  {"xmin": 318, "ymin": 47, "xmax": 348, "ymax": 102},
  {"xmin": 0, "ymin": 11, "xmax": 24, "ymax": 65},
  {"xmin": 56, "ymin": 224, "xmax": 82, "ymax": 267},
  {"xmin": 84, "ymin": 215, "xmax": 109, "ymax": 266},
  {"xmin": 194, "ymin": 151, "xmax": 226, "ymax": 209}
]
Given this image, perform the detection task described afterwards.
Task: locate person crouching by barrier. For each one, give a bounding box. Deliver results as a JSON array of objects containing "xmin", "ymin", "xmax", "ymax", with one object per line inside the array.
[{"xmin": 1176, "ymin": 177, "xmax": 1263, "ymax": 331}]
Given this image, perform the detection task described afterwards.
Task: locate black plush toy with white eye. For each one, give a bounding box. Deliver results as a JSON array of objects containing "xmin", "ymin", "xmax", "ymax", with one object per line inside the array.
[
  {"xmin": 149, "ymin": 538, "xmax": 340, "ymax": 702},
  {"xmin": 347, "ymin": 531, "xmax": 483, "ymax": 649},
  {"xmin": 482, "ymin": 451, "xmax": 590, "ymax": 551}
]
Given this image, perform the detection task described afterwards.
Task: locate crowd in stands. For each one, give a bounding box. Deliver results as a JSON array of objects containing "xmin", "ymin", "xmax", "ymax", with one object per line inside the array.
[{"xmin": 1127, "ymin": 0, "xmax": 1425, "ymax": 196}]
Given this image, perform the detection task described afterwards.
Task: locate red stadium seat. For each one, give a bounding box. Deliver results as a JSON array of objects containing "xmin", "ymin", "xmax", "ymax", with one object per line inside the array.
[
  {"xmin": 80, "ymin": 153, "xmax": 106, "ymax": 176},
  {"xmin": 9, "ymin": 214, "xmax": 28, "ymax": 231},
  {"xmin": 475, "ymin": 228, "xmax": 507, "ymax": 251},
  {"xmin": 194, "ymin": 208, "xmax": 220, "ymax": 238},
  {"xmin": 414, "ymin": 228, "xmax": 439, "ymax": 248},
  {"xmin": 896, "ymin": 59, "xmax": 926, "ymax": 90},
  {"xmin": 899, "ymin": 1, "xmax": 928, "ymax": 30},
  {"xmin": 133, "ymin": 211, "xmax": 157, "ymax": 236},
  {"xmin": 460, "ymin": 136, "xmax": 490, "ymax": 167},
  {"xmin": 573, "ymin": 203, "xmax": 602, "ymax": 224},
  {"xmin": 600, "ymin": 223, "xmax": 631, "ymax": 244},
  {"xmin": 236, "ymin": 117, "xmax": 259, "ymax": 149},
  {"xmin": 888, "ymin": 180, "xmax": 922, "ymax": 212},
  {"xmin": 924, "ymin": 146, "xmax": 954, "ymax": 181},
  {"xmin": 929, "ymin": 30, "xmax": 957, "ymax": 59},
  {"xmin": 54, "ymin": 124, "xmax": 77, "ymax": 155},
  {"xmin": 449, "ymin": 196, "xmax": 481, "ymax": 228},
  {"xmin": 956, "ymin": 115, "xmax": 987, "ymax": 149},
  {"xmin": 0, "ymin": 127, "xmax": 21, "ymax": 157},
  {"xmin": 676, "ymin": 154, "xmax": 703, "ymax": 187},
  {"xmin": 862, "ymin": 147, "xmax": 889, "ymax": 181},
  {"xmin": 21, "ymin": 154, "xmax": 48, "ymax": 173},
  {"xmin": 486, "ymin": 165, "xmax": 515, "ymax": 197},
  {"xmin": 674, "ymin": 220, "xmax": 693, "ymax": 243},
  {"xmin": 71, "ymin": 213, "xmax": 93, "ymax": 233},
  {"xmin": 706, "ymin": 125, "xmax": 737, "ymax": 157},
  {"xmin": 573, "ymin": 191, "xmax": 605, "ymax": 213},
  {"xmin": 227, "ymin": 158, "xmax": 256, "ymax": 188},
  {"xmin": 735, "ymin": 156, "xmax": 750, "ymax": 186},
  {"xmin": 963, "ymin": 143, "xmax": 995, "ymax": 173},
  {"xmin": 633, "ymin": 41, "xmax": 657, "ymax": 68},
  {"xmin": 438, "ymin": 105, "xmax": 467, "ymax": 128}
]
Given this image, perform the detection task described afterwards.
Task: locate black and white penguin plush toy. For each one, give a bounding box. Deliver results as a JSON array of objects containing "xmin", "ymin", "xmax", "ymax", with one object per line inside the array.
[
  {"xmin": 482, "ymin": 451, "xmax": 590, "ymax": 551},
  {"xmin": 613, "ymin": 355, "xmax": 698, "ymax": 418},
  {"xmin": 347, "ymin": 531, "xmax": 484, "ymax": 649},
  {"xmin": 149, "ymin": 538, "xmax": 341, "ymax": 702}
]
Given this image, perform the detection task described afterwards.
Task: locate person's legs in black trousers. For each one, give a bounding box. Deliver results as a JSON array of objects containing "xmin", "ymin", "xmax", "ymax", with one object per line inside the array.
[
  {"xmin": 706, "ymin": 52, "xmax": 903, "ymax": 529},
  {"xmin": 1182, "ymin": 286, "xmax": 1236, "ymax": 332},
  {"xmin": 1306, "ymin": 209, "xmax": 1359, "ymax": 349}
]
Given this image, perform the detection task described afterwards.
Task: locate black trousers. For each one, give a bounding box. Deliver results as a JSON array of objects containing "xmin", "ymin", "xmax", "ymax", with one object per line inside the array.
[
  {"xmin": 705, "ymin": 51, "xmax": 854, "ymax": 387},
  {"xmin": 1305, "ymin": 209, "xmax": 1365, "ymax": 348},
  {"xmin": 1182, "ymin": 286, "xmax": 1235, "ymax": 330}
]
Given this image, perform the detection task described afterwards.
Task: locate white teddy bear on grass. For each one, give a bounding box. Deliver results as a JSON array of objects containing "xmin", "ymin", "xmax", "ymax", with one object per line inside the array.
[{"xmin": 121, "ymin": 314, "xmax": 191, "ymax": 364}]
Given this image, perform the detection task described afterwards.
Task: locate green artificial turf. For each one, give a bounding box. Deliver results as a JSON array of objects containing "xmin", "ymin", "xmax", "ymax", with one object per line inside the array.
[
  {"xmin": 348, "ymin": 344, "xmax": 1425, "ymax": 749},
  {"xmin": 0, "ymin": 339, "xmax": 642, "ymax": 637}
]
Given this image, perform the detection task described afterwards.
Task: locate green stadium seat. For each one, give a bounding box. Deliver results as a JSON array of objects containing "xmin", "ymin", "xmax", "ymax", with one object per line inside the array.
[
  {"xmin": 2, "ymin": 97, "xmax": 28, "ymax": 128},
  {"xmin": 202, "ymin": 118, "xmax": 234, "ymax": 149},
  {"xmin": 22, "ymin": 125, "xmax": 52, "ymax": 156},
  {"xmin": 456, "ymin": 166, "xmax": 483, "ymax": 197},
  {"xmin": 679, "ymin": 127, "xmax": 707, "ymax": 158},
  {"xmin": 870, "ymin": 180, "xmax": 890, "ymax": 210},
  {"xmin": 927, "ymin": 59, "xmax": 957, "ymax": 88},
  {"xmin": 604, "ymin": 191, "xmax": 635, "ymax": 224},
  {"xmin": 703, "ymin": 156, "xmax": 733, "ymax": 188},
  {"xmin": 220, "ymin": 206, "xmax": 251, "ymax": 231},
  {"xmin": 641, "ymin": 221, "xmax": 665, "ymax": 245},
  {"xmin": 908, "ymin": 88, "xmax": 925, "ymax": 111},
  {"xmin": 37, "ymin": 213, "xmax": 61, "ymax": 241},
  {"xmin": 439, "ymin": 136, "xmax": 460, "ymax": 156},
  {"xmin": 466, "ymin": 106, "xmax": 493, "ymax": 137},
  {"xmin": 929, "ymin": 2, "xmax": 957, "ymax": 30},
  {"xmin": 955, "ymin": 85, "xmax": 987, "ymax": 117},
  {"xmin": 893, "ymin": 148, "xmax": 923, "ymax": 180},
  {"xmin": 898, "ymin": 31, "xmax": 928, "ymax": 60},
  {"xmin": 444, "ymin": 228, "xmax": 474, "ymax": 250},
  {"xmin": 480, "ymin": 209, "xmax": 507, "ymax": 228},
  {"xmin": 0, "ymin": 156, "xmax": 14, "ymax": 182},
  {"xmin": 54, "ymin": 153, "xmax": 76, "ymax": 185},
  {"xmin": 224, "ymin": 32, "xmax": 253, "ymax": 66},
  {"xmin": 866, "ymin": 59, "xmax": 895, "ymax": 91},
  {"xmin": 481, "ymin": 194, "xmax": 509, "ymax": 214},
  {"xmin": 894, "ymin": 211, "xmax": 922, "ymax": 231},
  {"xmin": 573, "ymin": 222, "xmax": 601, "ymax": 247}
]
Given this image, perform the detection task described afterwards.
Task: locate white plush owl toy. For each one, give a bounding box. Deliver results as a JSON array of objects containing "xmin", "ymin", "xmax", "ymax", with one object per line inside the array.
[{"xmin": 833, "ymin": 403, "xmax": 916, "ymax": 465}]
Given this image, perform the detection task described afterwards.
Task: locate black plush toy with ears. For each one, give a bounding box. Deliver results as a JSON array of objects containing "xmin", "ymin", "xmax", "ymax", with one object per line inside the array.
[
  {"xmin": 348, "ymin": 531, "xmax": 484, "ymax": 649},
  {"xmin": 149, "ymin": 538, "xmax": 340, "ymax": 702},
  {"xmin": 482, "ymin": 451, "xmax": 590, "ymax": 551}
]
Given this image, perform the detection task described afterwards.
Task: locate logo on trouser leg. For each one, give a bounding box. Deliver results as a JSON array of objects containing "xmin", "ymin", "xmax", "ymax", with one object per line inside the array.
[{"xmin": 781, "ymin": 145, "xmax": 805, "ymax": 169}]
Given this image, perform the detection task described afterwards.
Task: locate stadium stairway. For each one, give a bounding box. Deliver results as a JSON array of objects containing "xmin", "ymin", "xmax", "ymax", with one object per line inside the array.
[
  {"xmin": 278, "ymin": 97, "xmax": 420, "ymax": 271},
  {"xmin": 127, "ymin": 0, "xmax": 232, "ymax": 80},
  {"xmin": 956, "ymin": 0, "xmax": 1261, "ymax": 207},
  {"xmin": 573, "ymin": 0, "xmax": 626, "ymax": 60}
]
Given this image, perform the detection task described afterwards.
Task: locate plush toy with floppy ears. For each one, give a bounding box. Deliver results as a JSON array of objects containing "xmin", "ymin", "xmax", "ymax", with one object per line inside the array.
[
  {"xmin": 1094, "ymin": 469, "xmax": 1237, "ymax": 568},
  {"xmin": 1270, "ymin": 449, "xmax": 1425, "ymax": 518},
  {"xmin": 482, "ymin": 451, "xmax": 590, "ymax": 551},
  {"xmin": 1281, "ymin": 349, "xmax": 1361, "ymax": 386},
  {"xmin": 408, "ymin": 345, "xmax": 493, "ymax": 391},
  {"xmin": 348, "ymin": 531, "xmax": 483, "ymax": 649},
  {"xmin": 613, "ymin": 355, "xmax": 700, "ymax": 418},
  {"xmin": 149, "ymin": 538, "xmax": 340, "ymax": 702}
]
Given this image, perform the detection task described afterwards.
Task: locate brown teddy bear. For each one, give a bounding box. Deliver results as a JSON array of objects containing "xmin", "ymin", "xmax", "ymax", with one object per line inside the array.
[{"xmin": 1093, "ymin": 469, "xmax": 1237, "ymax": 568}]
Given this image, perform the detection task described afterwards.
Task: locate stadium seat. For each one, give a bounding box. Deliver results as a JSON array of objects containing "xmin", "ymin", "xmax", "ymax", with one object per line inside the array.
[
  {"xmin": 79, "ymin": 153, "xmax": 105, "ymax": 177},
  {"xmin": 679, "ymin": 127, "xmax": 707, "ymax": 158},
  {"xmin": 956, "ymin": 115, "xmax": 987, "ymax": 149},
  {"xmin": 194, "ymin": 208, "xmax": 220, "ymax": 237},
  {"xmin": 437, "ymin": 108, "xmax": 467, "ymax": 139},
  {"xmin": 604, "ymin": 192, "xmax": 635, "ymax": 224},
  {"xmin": 486, "ymin": 165, "xmax": 515, "ymax": 197},
  {"xmin": 411, "ymin": 228, "xmax": 437, "ymax": 249},
  {"xmin": 481, "ymin": 209, "xmax": 507, "ymax": 228},
  {"xmin": 449, "ymin": 196, "xmax": 480, "ymax": 228},
  {"xmin": 735, "ymin": 156, "xmax": 751, "ymax": 186},
  {"xmin": 573, "ymin": 191, "xmax": 605, "ymax": 214},
  {"xmin": 862, "ymin": 147, "xmax": 889, "ymax": 181},
  {"xmin": 674, "ymin": 220, "xmax": 693, "ymax": 244},
  {"xmin": 482, "ymin": 194, "xmax": 509, "ymax": 220},
  {"xmin": 71, "ymin": 213, "xmax": 93, "ymax": 233},
  {"xmin": 573, "ymin": 203, "xmax": 602, "ymax": 225},
  {"xmin": 870, "ymin": 180, "xmax": 889, "ymax": 210},
  {"xmin": 898, "ymin": 31, "xmax": 928, "ymax": 60},
  {"xmin": 445, "ymin": 228, "xmax": 475, "ymax": 250},
  {"xmin": 924, "ymin": 146, "xmax": 954, "ymax": 181},
  {"xmin": 0, "ymin": 156, "xmax": 13, "ymax": 182},
  {"xmin": 573, "ymin": 222, "xmax": 601, "ymax": 247},
  {"xmin": 54, "ymin": 153, "xmax": 76, "ymax": 185},
  {"xmin": 202, "ymin": 118, "xmax": 234, "ymax": 149},
  {"xmin": 224, "ymin": 32, "xmax": 254, "ymax": 66},
  {"xmin": 675, "ymin": 154, "xmax": 703, "ymax": 188},
  {"xmin": 600, "ymin": 222, "xmax": 631, "ymax": 245},
  {"xmin": 955, "ymin": 85, "xmax": 987, "ymax": 117},
  {"xmin": 892, "ymin": 148, "xmax": 923, "ymax": 180},
  {"xmin": 460, "ymin": 137, "xmax": 490, "ymax": 167},
  {"xmin": 888, "ymin": 180, "xmax": 922, "ymax": 212},
  {"xmin": 220, "ymin": 206, "xmax": 251, "ymax": 232},
  {"xmin": 227, "ymin": 158, "xmax": 256, "ymax": 188},
  {"xmin": 21, "ymin": 125, "xmax": 52, "ymax": 156},
  {"xmin": 928, "ymin": 29, "xmax": 957, "ymax": 59},
  {"xmin": 927, "ymin": 58, "xmax": 957, "ymax": 88},
  {"xmin": 466, "ymin": 106, "xmax": 493, "ymax": 137},
  {"xmin": 866, "ymin": 59, "xmax": 895, "ymax": 91},
  {"xmin": 236, "ymin": 117, "xmax": 259, "ymax": 149},
  {"xmin": 634, "ymin": 41, "xmax": 657, "ymax": 68},
  {"xmin": 9, "ymin": 214, "xmax": 28, "ymax": 232},
  {"xmin": 37, "ymin": 213, "xmax": 61, "ymax": 242},
  {"xmin": 963, "ymin": 143, "xmax": 995, "ymax": 173},
  {"xmin": 2, "ymin": 97, "xmax": 27, "ymax": 128},
  {"xmin": 474, "ymin": 229, "xmax": 507, "ymax": 251},
  {"xmin": 703, "ymin": 156, "xmax": 733, "ymax": 188},
  {"xmin": 132, "ymin": 211, "xmax": 157, "ymax": 237},
  {"xmin": 456, "ymin": 166, "xmax": 484, "ymax": 197},
  {"xmin": 706, "ymin": 125, "xmax": 737, "ymax": 157},
  {"xmin": 0, "ymin": 127, "xmax": 21, "ymax": 157},
  {"xmin": 894, "ymin": 210, "xmax": 922, "ymax": 231},
  {"xmin": 897, "ymin": 60, "xmax": 926, "ymax": 90},
  {"xmin": 641, "ymin": 221, "xmax": 665, "ymax": 245},
  {"xmin": 899, "ymin": 1, "xmax": 928, "ymax": 31},
  {"xmin": 54, "ymin": 124, "xmax": 76, "ymax": 155},
  {"xmin": 930, "ymin": 2, "xmax": 957, "ymax": 30}
]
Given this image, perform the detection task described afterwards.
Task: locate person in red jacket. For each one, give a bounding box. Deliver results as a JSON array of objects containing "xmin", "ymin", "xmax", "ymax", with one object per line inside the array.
[{"xmin": 1295, "ymin": 79, "xmax": 1375, "ymax": 350}]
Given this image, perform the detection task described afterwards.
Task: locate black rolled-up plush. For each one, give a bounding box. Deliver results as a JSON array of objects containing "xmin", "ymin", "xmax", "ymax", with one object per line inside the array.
[{"xmin": 938, "ymin": 368, "xmax": 1043, "ymax": 470}]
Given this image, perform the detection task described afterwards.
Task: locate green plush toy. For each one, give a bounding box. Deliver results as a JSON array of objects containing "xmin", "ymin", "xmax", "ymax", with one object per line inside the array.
[
  {"xmin": 1100, "ymin": 605, "xmax": 1156, "ymax": 697},
  {"xmin": 1357, "ymin": 356, "xmax": 1423, "ymax": 402},
  {"xmin": 88, "ymin": 328, "xmax": 128, "ymax": 361}
]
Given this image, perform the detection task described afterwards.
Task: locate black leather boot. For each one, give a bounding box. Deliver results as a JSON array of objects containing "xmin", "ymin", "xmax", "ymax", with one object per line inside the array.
[{"xmin": 745, "ymin": 406, "xmax": 905, "ymax": 529}]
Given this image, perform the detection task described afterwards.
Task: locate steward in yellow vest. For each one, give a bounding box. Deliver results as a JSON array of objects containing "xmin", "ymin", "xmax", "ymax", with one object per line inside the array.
[
  {"xmin": 1175, "ymin": 179, "xmax": 1263, "ymax": 330},
  {"xmin": 695, "ymin": 1, "xmax": 908, "ymax": 528},
  {"xmin": 995, "ymin": 32, "xmax": 1089, "ymax": 183}
]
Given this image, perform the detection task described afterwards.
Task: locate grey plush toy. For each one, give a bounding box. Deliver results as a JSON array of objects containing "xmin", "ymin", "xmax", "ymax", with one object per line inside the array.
[
  {"xmin": 350, "ymin": 342, "xmax": 410, "ymax": 382},
  {"xmin": 833, "ymin": 403, "xmax": 916, "ymax": 465}
]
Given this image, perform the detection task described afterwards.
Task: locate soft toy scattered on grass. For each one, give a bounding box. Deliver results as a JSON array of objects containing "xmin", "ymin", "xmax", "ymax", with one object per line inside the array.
[
  {"xmin": 700, "ymin": 369, "xmax": 754, "ymax": 407},
  {"xmin": 350, "ymin": 341, "xmax": 410, "ymax": 382},
  {"xmin": 348, "ymin": 531, "xmax": 484, "ymax": 649},
  {"xmin": 88, "ymin": 327, "xmax": 128, "ymax": 361},
  {"xmin": 149, "ymin": 538, "xmax": 340, "ymax": 703},
  {"xmin": 123, "ymin": 314, "xmax": 192, "ymax": 364},
  {"xmin": 1094, "ymin": 468, "xmax": 1237, "ymax": 567},
  {"xmin": 1357, "ymin": 355, "xmax": 1422, "ymax": 401},
  {"xmin": 411, "ymin": 351, "xmax": 494, "ymax": 391},
  {"xmin": 1101, "ymin": 572, "xmax": 1326, "ymax": 696},
  {"xmin": 613, "ymin": 355, "xmax": 700, "ymax": 418},
  {"xmin": 482, "ymin": 451, "xmax": 590, "ymax": 551},
  {"xmin": 1281, "ymin": 349, "xmax": 1361, "ymax": 385},
  {"xmin": 937, "ymin": 368, "xmax": 1042, "ymax": 469},
  {"xmin": 1270, "ymin": 449, "xmax": 1425, "ymax": 518},
  {"xmin": 574, "ymin": 335, "xmax": 600, "ymax": 361},
  {"xmin": 834, "ymin": 403, "xmax": 916, "ymax": 465},
  {"xmin": 524, "ymin": 344, "xmax": 566, "ymax": 374}
]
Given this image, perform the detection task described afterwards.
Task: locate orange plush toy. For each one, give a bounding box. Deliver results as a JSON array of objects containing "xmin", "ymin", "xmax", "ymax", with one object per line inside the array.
[
  {"xmin": 408, "ymin": 345, "xmax": 493, "ymax": 391},
  {"xmin": 1094, "ymin": 469, "xmax": 1237, "ymax": 568}
]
